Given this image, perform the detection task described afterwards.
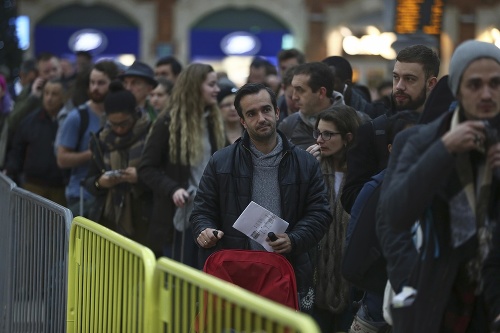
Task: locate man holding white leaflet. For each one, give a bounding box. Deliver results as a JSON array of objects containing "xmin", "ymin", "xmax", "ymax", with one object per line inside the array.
[{"xmin": 190, "ymin": 83, "xmax": 331, "ymax": 313}]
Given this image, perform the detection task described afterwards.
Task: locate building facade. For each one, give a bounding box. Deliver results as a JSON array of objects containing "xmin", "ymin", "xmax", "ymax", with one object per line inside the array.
[{"xmin": 18, "ymin": 0, "xmax": 500, "ymax": 87}]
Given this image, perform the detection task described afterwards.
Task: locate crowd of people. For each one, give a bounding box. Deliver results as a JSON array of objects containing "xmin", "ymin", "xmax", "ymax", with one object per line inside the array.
[{"xmin": 1, "ymin": 40, "xmax": 500, "ymax": 333}]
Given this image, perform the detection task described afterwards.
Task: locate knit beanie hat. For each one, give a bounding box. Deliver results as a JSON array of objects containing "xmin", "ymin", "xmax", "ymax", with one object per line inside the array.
[
  {"xmin": 104, "ymin": 80, "xmax": 136, "ymax": 115},
  {"xmin": 217, "ymin": 84, "xmax": 238, "ymax": 104},
  {"xmin": 448, "ymin": 40, "xmax": 500, "ymax": 96}
]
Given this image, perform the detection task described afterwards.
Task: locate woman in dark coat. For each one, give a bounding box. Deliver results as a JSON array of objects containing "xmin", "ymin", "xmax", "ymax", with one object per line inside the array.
[{"xmin": 138, "ymin": 63, "xmax": 226, "ymax": 266}]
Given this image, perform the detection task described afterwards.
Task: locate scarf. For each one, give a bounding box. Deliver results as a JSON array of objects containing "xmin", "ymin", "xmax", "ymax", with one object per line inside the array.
[
  {"xmin": 100, "ymin": 115, "xmax": 150, "ymax": 236},
  {"xmin": 315, "ymin": 159, "xmax": 351, "ymax": 314},
  {"xmin": 448, "ymin": 108, "xmax": 493, "ymax": 291}
]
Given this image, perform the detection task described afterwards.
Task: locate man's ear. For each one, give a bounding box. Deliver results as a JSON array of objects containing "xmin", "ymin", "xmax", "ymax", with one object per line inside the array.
[
  {"xmin": 427, "ymin": 76, "xmax": 438, "ymax": 92},
  {"xmin": 345, "ymin": 132, "xmax": 353, "ymax": 144},
  {"xmin": 275, "ymin": 107, "xmax": 280, "ymax": 120},
  {"xmin": 240, "ymin": 117, "xmax": 247, "ymax": 129},
  {"xmin": 318, "ymin": 86, "xmax": 327, "ymax": 99}
]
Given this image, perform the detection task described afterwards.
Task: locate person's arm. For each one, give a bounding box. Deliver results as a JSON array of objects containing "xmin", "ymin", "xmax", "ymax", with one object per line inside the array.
[
  {"xmin": 137, "ymin": 114, "xmax": 182, "ymax": 198},
  {"xmin": 83, "ymin": 137, "xmax": 107, "ymax": 197},
  {"xmin": 341, "ymin": 121, "xmax": 378, "ymax": 213},
  {"xmin": 57, "ymin": 146, "xmax": 92, "ymax": 169},
  {"xmin": 286, "ymin": 155, "xmax": 332, "ymax": 255},
  {"xmin": 379, "ymin": 120, "xmax": 485, "ymax": 232},
  {"xmin": 4, "ymin": 116, "xmax": 28, "ymax": 178},
  {"xmin": 56, "ymin": 110, "xmax": 92, "ymax": 169},
  {"xmin": 7, "ymin": 83, "xmax": 42, "ymax": 139},
  {"xmin": 190, "ymin": 155, "xmax": 221, "ymax": 247}
]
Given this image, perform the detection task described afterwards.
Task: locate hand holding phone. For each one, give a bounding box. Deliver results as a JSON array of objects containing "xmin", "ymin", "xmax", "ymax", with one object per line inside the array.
[{"xmin": 104, "ymin": 170, "xmax": 122, "ymax": 178}]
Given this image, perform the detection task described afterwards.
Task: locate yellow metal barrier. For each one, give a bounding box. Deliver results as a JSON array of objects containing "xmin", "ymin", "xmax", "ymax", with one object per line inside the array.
[
  {"xmin": 153, "ymin": 257, "xmax": 321, "ymax": 333},
  {"xmin": 67, "ymin": 217, "xmax": 156, "ymax": 333}
]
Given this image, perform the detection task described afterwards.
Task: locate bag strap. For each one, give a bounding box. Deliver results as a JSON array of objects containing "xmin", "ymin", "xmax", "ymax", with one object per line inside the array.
[
  {"xmin": 371, "ymin": 114, "xmax": 389, "ymax": 170},
  {"xmin": 75, "ymin": 104, "xmax": 90, "ymax": 151}
]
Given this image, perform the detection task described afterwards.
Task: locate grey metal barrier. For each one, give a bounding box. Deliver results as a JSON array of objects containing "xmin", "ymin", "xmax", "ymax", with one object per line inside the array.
[
  {"xmin": 0, "ymin": 173, "xmax": 16, "ymax": 333},
  {"xmin": 6, "ymin": 187, "xmax": 72, "ymax": 333}
]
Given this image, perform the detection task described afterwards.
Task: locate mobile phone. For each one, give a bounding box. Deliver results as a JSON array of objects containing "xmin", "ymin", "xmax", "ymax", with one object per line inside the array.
[
  {"xmin": 104, "ymin": 170, "xmax": 122, "ymax": 177},
  {"xmin": 268, "ymin": 232, "xmax": 278, "ymax": 241}
]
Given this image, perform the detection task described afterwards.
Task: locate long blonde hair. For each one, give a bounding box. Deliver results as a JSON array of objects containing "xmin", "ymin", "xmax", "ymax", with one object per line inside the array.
[{"xmin": 168, "ymin": 63, "xmax": 226, "ymax": 166}]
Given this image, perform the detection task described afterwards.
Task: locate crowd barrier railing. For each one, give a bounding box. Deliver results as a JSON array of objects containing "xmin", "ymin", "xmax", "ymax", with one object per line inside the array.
[
  {"xmin": 153, "ymin": 257, "xmax": 321, "ymax": 333},
  {"xmin": 7, "ymin": 186, "xmax": 72, "ymax": 333},
  {"xmin": 66, "ymin": 216, "xmax": 156, "ymax": 333},
  {"xmin": 0, "ymin": 173, "xmax": 15, "ymax": 333}
]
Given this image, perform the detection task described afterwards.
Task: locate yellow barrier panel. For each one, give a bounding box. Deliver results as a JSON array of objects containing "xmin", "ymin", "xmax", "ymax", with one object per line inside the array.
[
  {"xmin": 153, "ymin": 257, "xmax": 321, "ymax": 333},
  {"xmin": 67, "ymin": 217, "xmax": 156, "ymax": 333}
]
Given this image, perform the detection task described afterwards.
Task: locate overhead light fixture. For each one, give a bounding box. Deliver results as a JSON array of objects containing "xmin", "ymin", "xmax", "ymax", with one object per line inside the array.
[
  {"xmin": 69, "ymin": 29, "xmax": 108, "ymax": 54},
  {"xmin": 221, "ymin": 32, "xmax": 261, "ymax": 56}
]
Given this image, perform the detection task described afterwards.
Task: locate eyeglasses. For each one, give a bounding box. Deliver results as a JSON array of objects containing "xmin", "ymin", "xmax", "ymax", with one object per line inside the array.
[
  {"xmin": 106, "ymin": 117, "xmax": 135, "ymax": 129},
  {"xmin": 312, "ymin": 129, "xmax": 342, "ymax": 141}
]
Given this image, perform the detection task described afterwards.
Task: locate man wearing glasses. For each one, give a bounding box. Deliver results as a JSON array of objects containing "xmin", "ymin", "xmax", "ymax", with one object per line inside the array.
[{"xmin": 56, "ymin": 60, "xmax": 119, "ymax": 217}]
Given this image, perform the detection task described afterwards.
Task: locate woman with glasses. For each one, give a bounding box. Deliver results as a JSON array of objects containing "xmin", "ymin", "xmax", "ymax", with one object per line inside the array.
[
  {"xmin": 306, "ymin": 104, "xmax": 362, "ymax": 333},
  {"xmin": 83, "ymin": 80, "xmax": 152, "ymax": 244},
  {"xmin": 138, "ymin": 63, "xmax": 226, "ymax": 267}
]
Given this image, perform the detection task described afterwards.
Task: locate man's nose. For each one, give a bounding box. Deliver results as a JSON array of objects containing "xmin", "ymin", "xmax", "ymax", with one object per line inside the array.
[
  {"xmin": 395, "ymin": 80, "xmax": 405, "ymax": 91},
  {"xmin": 481, "ymin": 86, "xmax": 493, "ymax": 99},
  {"xmin": 257, "ymin": 112, "xmax": 266, "ymax": 122}
]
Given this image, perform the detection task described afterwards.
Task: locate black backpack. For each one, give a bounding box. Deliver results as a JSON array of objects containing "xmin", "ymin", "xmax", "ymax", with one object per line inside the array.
[{"xmin": 342, "ymin": 174, "xmax": 387, "ymax": 294}]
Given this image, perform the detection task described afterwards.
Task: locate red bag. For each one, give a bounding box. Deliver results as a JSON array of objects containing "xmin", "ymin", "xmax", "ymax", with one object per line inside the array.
[{"xmin": 203, "ymin": 249, "xmax": 299, "ymax": 310}]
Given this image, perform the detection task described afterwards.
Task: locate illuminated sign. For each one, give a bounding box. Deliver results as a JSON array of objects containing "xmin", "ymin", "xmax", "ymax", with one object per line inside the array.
[
  {"xmin": 68, "ymin": 29, "xmax": 108, "ymax": 53},
  {"xmin": 220, "ymin": 32, "xmax": 261, "ymax": 56},
  {"xmin": 395, "ymin": 0, "xmax": 444, "ymax": 35}
]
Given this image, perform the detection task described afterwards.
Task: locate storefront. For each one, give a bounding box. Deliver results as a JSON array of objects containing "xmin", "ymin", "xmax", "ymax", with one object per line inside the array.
[
  {"xmin": 34, "ymin": 4, "xmax": 139, "ymax": 65},
  {"xmin": 189, "ymin": 7, "xmax": 293, "ymax": 86}
]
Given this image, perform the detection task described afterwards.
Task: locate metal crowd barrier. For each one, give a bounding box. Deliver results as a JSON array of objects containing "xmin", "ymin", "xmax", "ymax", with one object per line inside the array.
[
  {"xmin": 153, "ymin": 257, "xmax": 321, "ymax": 333},
  {"xmin": 66, "ymin": 216, "xmax": 156, "ymax": 333},
  {"xmin": 0, "ymin": 173, "xmax": 15, "ymax": 333},
  {"xmin": 6, "ymin": 186, "xmax": 72, "ymax": 333}
]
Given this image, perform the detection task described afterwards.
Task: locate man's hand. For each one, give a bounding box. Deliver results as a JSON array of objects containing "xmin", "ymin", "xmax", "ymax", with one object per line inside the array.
[
  {"xmin": 30, "ymin": 77, "xmax": 45, "ymax": 98},
  {"xmin": 441, "ymin": 120, "xmax": 485, "ymax": 154},
  {"xmin": 267, "ymin": 233, "xmax": 292, "ymax": 254},
  {"xmin": 197, "ymin": 228, "xmax": 223, "ymax": 248}
]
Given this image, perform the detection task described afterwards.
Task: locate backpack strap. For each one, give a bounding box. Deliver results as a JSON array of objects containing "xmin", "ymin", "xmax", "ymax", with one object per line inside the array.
[
  {"xmin": 75, "ymin": 104, "xmax": 89, "ymax": 150},
  {"xmin": 371, "ymin": 114, "xmax": 389, "ymax": 171}
]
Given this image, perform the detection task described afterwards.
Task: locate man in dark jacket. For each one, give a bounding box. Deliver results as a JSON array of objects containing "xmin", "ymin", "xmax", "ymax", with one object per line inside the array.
[
  {"xmin": 378, "ymin": 40, "xmax": 500, "ymax": 333},
  {"xmin": 341, "ymin": 44, "xmax": 440, "ymax": 214},
  {"xmin": 190, "ymin": 83, "xmax": 332, "ymax": 313}
]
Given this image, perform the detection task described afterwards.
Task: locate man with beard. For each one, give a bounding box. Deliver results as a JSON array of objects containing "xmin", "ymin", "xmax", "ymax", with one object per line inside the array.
[
  {"xmin": 379, "ymin": 39, "xmax": 500, "ymax": 333},
  {"xmin": 341, "ymin": 45, "xmax": 440, "ymax": 213},
  {"xmin": 190, "ymin": 83, "xmax": 331, "ymax": 314},
  {"xmin": 56, "ymin": 60, "xmax": 119, "ymax": 217}
]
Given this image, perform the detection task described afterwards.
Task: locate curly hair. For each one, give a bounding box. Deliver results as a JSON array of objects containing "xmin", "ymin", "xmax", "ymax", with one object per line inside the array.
[{"xmin": 168, "ymin": 63, "xmax": 226, "ymax": 166}]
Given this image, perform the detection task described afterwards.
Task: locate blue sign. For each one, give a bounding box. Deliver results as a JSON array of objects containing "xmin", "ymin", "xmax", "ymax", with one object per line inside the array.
[{"xmin": 34, "ymin": 26, "xmax": 139, "ymax": 58}]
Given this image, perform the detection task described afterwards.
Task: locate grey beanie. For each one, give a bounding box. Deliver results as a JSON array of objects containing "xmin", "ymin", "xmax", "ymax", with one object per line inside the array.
[{"xmin": 448, "ymin": 40, "xmax": 500, "ymax": 95}]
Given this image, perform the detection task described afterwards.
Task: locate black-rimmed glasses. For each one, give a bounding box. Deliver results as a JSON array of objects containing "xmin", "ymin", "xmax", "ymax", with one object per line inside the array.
[{"xmin": 312, "ymin": 129, "xmax": 342, "ymax": 141}]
